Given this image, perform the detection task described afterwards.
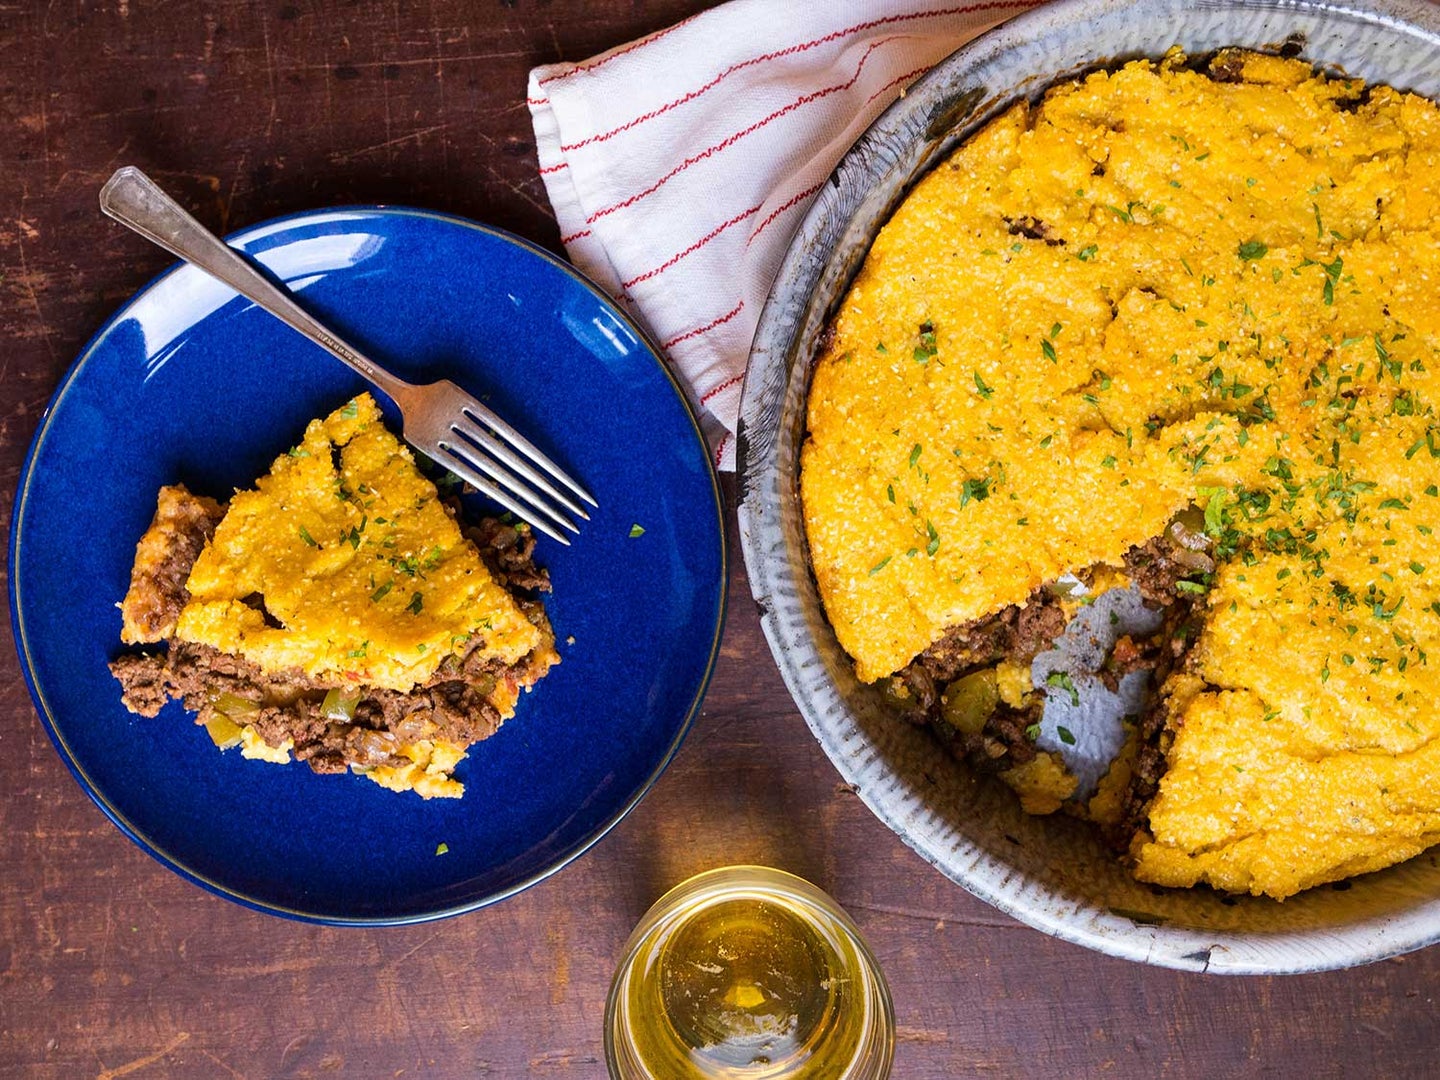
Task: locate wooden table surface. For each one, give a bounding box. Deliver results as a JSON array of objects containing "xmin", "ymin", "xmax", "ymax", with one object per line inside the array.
[{"xmin": 3, "ymin": 2, "xmax": 1439, "ymax": 1076}]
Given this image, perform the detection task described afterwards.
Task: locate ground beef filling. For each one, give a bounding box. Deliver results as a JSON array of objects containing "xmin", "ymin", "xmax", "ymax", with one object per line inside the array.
[
  {"xmin": 110, "ymin": 516, "xmax": 552, "ymax": 776},
  {"xmin": 888, "ymin": 586, "xmax": 1067, "ymax": 775},
  {"xmin": 890, "ymin": 528, "xmax": 1206, "ymax": 843},
  {"xmin": 118, "ymin": 487, "xmax": 225, "ymax": 643}
]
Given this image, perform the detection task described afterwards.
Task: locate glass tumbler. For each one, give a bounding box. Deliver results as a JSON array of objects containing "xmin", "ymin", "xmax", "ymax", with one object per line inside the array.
[{"xmin": 605, "ymin": 865, "xmax": 894, "ymax": 1079}]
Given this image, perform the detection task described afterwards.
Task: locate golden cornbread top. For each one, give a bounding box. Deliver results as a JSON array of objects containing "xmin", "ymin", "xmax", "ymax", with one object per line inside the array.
[
  {"xmin": 177, "ymin": 393, "xmax": 541, "ymax": 692},
  {"xmin": 802, "ymin": 49, "xmax": 1440, "ymax": 687}
]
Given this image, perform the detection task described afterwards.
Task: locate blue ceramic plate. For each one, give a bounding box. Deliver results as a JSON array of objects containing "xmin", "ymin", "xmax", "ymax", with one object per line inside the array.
[{"xmin": 11, "ymin": 207, "xmax": 725, "ymax": 924}]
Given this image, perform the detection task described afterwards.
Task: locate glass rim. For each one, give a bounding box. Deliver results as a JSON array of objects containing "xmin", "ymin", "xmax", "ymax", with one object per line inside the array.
[{"xmin": 604, "ymin": 865, "xmax": 895, "ymax": 1079}]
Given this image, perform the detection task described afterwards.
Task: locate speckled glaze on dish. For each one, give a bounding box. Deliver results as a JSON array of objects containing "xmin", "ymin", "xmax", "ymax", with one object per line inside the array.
[
  {"xmin": 11, "ymin": 207, "xmax": 726, "ymax": 925},
  {"xmin": 739, "ymin": 0, "xmax": 1440, "ymax": 973}
]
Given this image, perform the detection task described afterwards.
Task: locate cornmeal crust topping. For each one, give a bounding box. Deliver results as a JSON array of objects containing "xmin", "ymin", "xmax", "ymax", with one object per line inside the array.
[
  {"xmin": 178, "ymin": 393, "xmax": 540, "ymax": 693},
  {"xmin": 802, "ymin": 49, "xmax": 1440, "ymax": 897}
]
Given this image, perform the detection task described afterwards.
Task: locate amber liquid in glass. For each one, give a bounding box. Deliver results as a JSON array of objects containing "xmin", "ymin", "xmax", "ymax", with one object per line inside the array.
[{"xmin": 615, "ymin": 892, "xmax": 871, "ymax": 1077}]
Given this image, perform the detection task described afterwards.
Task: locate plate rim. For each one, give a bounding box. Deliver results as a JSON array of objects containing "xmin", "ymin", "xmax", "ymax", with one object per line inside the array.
[{"xmin": 9, "ymin": 204, "xmax": 728, "ymax": 926}]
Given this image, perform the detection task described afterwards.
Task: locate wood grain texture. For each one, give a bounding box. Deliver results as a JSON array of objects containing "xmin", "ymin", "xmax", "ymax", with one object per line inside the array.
[{"xmin": 2, "ymin": 1, "xmax": 1439, "ymax": 1076}]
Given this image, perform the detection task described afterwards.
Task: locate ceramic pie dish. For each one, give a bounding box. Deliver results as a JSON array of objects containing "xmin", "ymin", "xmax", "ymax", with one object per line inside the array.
[{"xmin": 738, "ymin": 0, "xmax": 1440, "ymax": 972}]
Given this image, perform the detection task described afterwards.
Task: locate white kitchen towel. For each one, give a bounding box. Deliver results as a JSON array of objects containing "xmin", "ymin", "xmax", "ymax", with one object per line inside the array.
[{"xmin": 528, "ymin": 0, "xmax": 1042, "ymax": 470}]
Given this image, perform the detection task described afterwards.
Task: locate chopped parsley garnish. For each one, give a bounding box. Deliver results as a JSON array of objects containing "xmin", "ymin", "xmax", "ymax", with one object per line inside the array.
[
  {"xmin": 1076, "ymin": 244, "xmax": 1098, "ymax": 261},
  {"xmin": 629, "ymin": 523, "xmax": 646, "ymax": 538},
  {"xmin": 1056, "ymin": 725, "xmax": 1077, "ymax": 746},
  {"xmin": 925, "ymin": 519, "xmax": 941, "ymax": 557},
  {"xmin": 868, "ymin": 555, "xmax": 892, "ymax": 576},
  {"xmin": 1200, "ymin": 488, "xmax": 1227, "ymax": 536},
  {"xmin": 1374, "ymin": 334, "xmax": 1402, "ymax": 380},
  {"xmin": 913, "ymin": 322, "xmax": 938, "ymax": 365},
  {"xmin": 298, "ymin": 525, "xmax": 317, "ymax": 547},
  {"xmin": 1045, "ymin": 671, "xmax": 1080, "ymax": 707},
  {"xmin": 1041, "ymin": 339, "xmax": 1057, "ymax": 364},
  {"xmin": 1237, "ymin": 239, "xmax": 1268, "ymax": 261},
  {"xmin": 370, "ymin": 581, "xmax": 393, "ymax": 603},
  {"xmin": 959, "ymin": 476, "xmax": 992, "ymax": 508},
  {"xmin": 909, "ymin": 443, "xmax": 923, "ymax": 468},
  {"xmin": 406, "ymin": 591, "xmax": 424, "ymax": 615},
  {"xmin": 973, "ymin": 371, "xmax": 994, "ymax": 399},
  {"xmin": 1406, "ymin": 427, "xmax": 1440, "ymax": 461},
  {"xmin": 1372, "ymin": 593, "xmax": 1404, "ymax": 621},
  {"xmin": 1317, "ymin": 255, "xmax": 1343, "ymax": 305}
]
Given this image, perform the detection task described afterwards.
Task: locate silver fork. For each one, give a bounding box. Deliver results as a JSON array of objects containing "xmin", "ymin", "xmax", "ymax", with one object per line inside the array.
[{"xmin": 99, "ymin": 166, "xmax": 595, "ymax": 545}]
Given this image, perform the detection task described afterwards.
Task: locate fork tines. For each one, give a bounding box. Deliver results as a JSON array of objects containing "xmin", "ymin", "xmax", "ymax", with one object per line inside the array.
[{"xmin": 432, "ymin": 397, "xmax": 597, "ymax": 547}]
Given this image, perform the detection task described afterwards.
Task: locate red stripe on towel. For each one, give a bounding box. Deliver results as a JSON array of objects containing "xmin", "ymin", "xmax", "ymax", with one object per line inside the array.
[
  {"xmin": 558, "ymin": 1, "xmax": 1039, "ymax": 153},
  {"xmin": 584, "ymin": 37, "xmax": 902, "ymax": 224},
  {"xmin": 865, "ymin": 62, "xmax": 937, "ymax": 104},
  {"xmin": 661, "ymin": 301, "xmax": 745, "ymax": 350},
  {"xmin": 701, "ymin": 373, "xmax": 743, "ymax": 404},
  {"xmin": 537, "ymin": 13, "xmax": 702, "ymax": 86},
  {"xmin": 621, "ymin": 203, "xmax": 763, "ymax": 288},
  {"xmin": 747, "ymin": 182, "xmax": 825, "ymax": 246}
]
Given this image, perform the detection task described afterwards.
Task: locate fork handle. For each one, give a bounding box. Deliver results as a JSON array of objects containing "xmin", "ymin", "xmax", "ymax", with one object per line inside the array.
[{"xmin": 99, "ymin": 166, "xmax": 416, "ymax": 406}]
